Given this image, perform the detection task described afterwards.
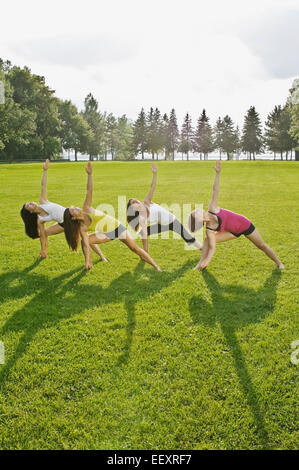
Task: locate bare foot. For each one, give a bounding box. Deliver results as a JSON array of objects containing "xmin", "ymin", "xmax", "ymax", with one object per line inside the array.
[{"xmin": 278, "ymin": 263, "xmax": 285, "ymax": 269}]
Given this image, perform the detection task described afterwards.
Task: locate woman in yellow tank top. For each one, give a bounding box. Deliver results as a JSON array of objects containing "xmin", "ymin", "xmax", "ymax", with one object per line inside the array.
[{"xmin": 63, "ymin": 163, "xmax": 161, "ymax": 271}]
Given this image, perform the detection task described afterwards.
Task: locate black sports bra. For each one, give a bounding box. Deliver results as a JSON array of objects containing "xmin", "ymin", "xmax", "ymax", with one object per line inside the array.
[{"xmin": 206, "ymin": 211, "xmax": 222, "ymax": 232}]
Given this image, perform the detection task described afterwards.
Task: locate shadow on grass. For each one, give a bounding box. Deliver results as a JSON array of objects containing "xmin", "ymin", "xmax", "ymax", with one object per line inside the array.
[
  {"xmin": 189, "ymin": 269, "xmax": 282, "ymax": 449},
  {"xmin": 93, "ymin": 258, "xmax": 194, "ymax": 368},
  {"xmin": 0, "ymin": 258, "xmax": 193, "ymax": 387}
]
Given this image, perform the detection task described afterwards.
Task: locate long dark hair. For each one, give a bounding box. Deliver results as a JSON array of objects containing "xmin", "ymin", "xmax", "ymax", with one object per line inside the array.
[
  {"xmin": 188, "ymin": 211, "xmax": 203, "ymax": 233},
  {"xmin": 20, "ymin": 205, "xmax": 39, "ymax": 239},
  {"xmin": 127, "ymin": 199, "xmax": 140, "ymax": 232},
  {"xmin": 63, "ymin": 208, "xmax": 81, "ymax": 251}
]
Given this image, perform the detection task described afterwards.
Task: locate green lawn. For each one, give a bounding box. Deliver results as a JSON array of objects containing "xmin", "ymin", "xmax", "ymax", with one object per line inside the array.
[{"xmin": 0, "ymin": 161, "xmax": 298, "ymax": 450}]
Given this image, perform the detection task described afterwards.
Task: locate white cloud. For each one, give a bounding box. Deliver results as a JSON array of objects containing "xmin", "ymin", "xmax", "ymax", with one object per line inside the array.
[
  {"xmin": 9, "ymin": 34, "xmax": 138, "ymax": 68},
  {"xmin": 1, "ymin": 0, "xmax": 298, "ymax": 127},
  {"xmin": 238, "ymin": 8, "xmax": 299, "ymax": 79}
]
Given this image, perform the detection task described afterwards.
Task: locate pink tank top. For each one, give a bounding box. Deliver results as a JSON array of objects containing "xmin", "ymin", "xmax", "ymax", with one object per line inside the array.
[{"xmin": 209, "ymin": 208, "xmax": 251, "ymax": 234}]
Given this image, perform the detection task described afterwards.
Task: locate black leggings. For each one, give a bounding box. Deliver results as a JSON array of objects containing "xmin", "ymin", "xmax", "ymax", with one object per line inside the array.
[{"xmin": 143, "ymin": 219, "xmax": 196, "ymax": 244}]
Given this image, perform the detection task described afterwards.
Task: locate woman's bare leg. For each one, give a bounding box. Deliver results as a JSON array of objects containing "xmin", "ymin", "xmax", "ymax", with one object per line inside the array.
[
  {"xmin": 194, "ymin": 231, "xmax": 235, "ymax": 270},
  {"xmin": 119, "ymin": 231, "xmax": 161, "ymax": 271},
  {"xmin": 40, "ymin": 223, "xmax": 64, "ymax": 258},
  {"xmin": 82, "ymin": 238, "xmax": 108, "ymax": 262},
  {"xmin": 45, "ymin": 223, "xmax": 65, "ymax": 236},
  {"xmin": 88, "ymin": 232, "xmax": 111, "ymax": 245},
  {"xmin": 215, "ymin": 232, "xmax": 237, "ymax": 243},
  {"xmin": 246, "ymin": 229, "xmax": 284, "ymax": 268}
]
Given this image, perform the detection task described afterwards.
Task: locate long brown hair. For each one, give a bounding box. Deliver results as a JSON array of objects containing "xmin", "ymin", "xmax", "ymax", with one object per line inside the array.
[
  {"xmin": 20, "ymin": 205, "xmax": 39, "ymax": 239},
  {"xmin": 127, "ymin": 199, "xmax": 140, "ymax": 232},
  {"xmin": 188, "ymin": 211, "xmax": 203, "ymax": 233},
  {"xmin": 63, "ymin": 208, "xmax": 81, "ymax": 251}
]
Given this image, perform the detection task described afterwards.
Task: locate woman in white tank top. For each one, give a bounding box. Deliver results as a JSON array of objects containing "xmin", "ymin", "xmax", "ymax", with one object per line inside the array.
[
  {"xmin": 127, "ymin": 163, "xmax": 202, "ymax": 253},
  {"xmin": 20, "ymin": 159, "xmax": 107, "ymax": 262}
]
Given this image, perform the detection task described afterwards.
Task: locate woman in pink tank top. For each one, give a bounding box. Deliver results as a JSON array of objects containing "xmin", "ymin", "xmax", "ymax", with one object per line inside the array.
[{"xmin": 188, "ymin": 161, "xmax": 284, "ymax": 271}]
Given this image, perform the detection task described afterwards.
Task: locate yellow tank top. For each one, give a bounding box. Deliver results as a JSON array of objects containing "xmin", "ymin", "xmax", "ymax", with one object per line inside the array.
[{"xmin": 88, "ymin": 210, "xmax": 120, "ymax": 233}]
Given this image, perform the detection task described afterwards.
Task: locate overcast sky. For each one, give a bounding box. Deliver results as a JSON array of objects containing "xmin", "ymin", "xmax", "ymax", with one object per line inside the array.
[{"xmin": 1, "ymin": 0, "xmax": 298, "ymax": 127}]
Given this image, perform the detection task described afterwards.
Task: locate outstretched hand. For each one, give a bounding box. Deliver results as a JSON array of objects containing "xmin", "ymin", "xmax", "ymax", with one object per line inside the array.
[
  {"xmin": 214, "ymin": 161, "xmax": 221, "ymax": 173},
  {"xmin": 85, "ymin": 162, "xmax": 92, "ymax": 174},
  {"xmin": 43, "ymin": 159, "xmax": 50, "ymax": 171},
  {"xmin": 151, "ymin": 163, "xmax": 158, "ymax": 174}
]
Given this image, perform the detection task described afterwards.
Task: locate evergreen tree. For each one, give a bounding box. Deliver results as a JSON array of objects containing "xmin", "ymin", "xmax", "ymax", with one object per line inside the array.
[
  {"xmin": 241, "ymin": 106, "xmax": 263, "ymax": 160},
  {"xmin": 194, "ymin": 109, "xmax": 214, "ymax": 160},
  {"xmin": 179, "ymin": 113, "xmax": 193, "ymax": 160},
  {"xmin": 166, "ymin": 108, "xmax": 179, "ymax": 160},
  {"xmin": 235, "ymin": 125, "xmax": 242, "ymax": 159},
  {"xmin": 213, "ymin": 117, "xmax": 225, "ymax": 160},
  {"xmin": 152, "ymin": 107, "xmax": 164, "ymax": 159},
  {"xmin": 264, "ymin": 105, "xmax": 295, "ymax": 160},
  {"xmin": 146, "ymin": 107, "xmax": 156, "ymax": 159},
  {"xmin": 264, "ymin": 105, "xmax": 281, "ymax": 159},
  {"xmin": 105, "ymin": 113, "xmax": 118, "ymax": 160},
  {"xmin": 222, "ymin": 115, "xmax": 238, "ymax": 160},
  {"xmin": 161, "ymin": 113, "xmax": 169, "ymax": 160},
  {"xmin": 132, "ymin": 107, "xmax": 147, "ymax": 159},
  {"xmin": 82, "ymin": 93, "xmax": 105, "ymax": 160}
]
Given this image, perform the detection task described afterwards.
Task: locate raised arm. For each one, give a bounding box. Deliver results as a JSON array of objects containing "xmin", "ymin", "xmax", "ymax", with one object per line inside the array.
[
  {"xmin": 83, "ymin": 162, "xmax": 93, "ymax": 211},
  {"xmin": 208, "ymin": 161, "xmax": 221, "ymax": 212},
  {"xmin": 39, "ymin": 159, "xmax": 50, "ymax": 204},
  {"xmin": 144, "ymin": 163, "xmax": 158, "ymax": 206}
]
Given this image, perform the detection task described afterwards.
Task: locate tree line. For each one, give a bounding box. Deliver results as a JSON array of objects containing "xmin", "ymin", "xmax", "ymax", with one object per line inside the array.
[{"xmin": 0, "ymin": 59, "xmax": 298, "ymax": 161}]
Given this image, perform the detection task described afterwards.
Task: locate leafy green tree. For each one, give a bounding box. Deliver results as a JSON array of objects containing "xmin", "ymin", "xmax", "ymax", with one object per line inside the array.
[
  {"xmin": 279, "ymin": 106, "xmax": 296, "ymax": 160},
  {"xmin": 287, "ymin": 78, "xmax": 299, "ymax": 160},
  {"xmin": 72, "ymin": 113, "xmax": 93, "ymax": 161},
  {"xmin": 194, "ymin": 109, "xmax": 214, "ymax": 160},
  {"xmin": 7, "ymin": 65, "xmax": 62, "ymax": 158},
  {"xmin": 58, "ymin": 100, "xmax": 92, "ymax": 161},
  {"xmin": 114, "ymin": 115, "xmax": 134, "ymax": 160},
  {"xmin": 0, "ymin": 70, "xmax": 36, "ymax": 161},
  {"xmin": 241, "ymin": 106, "xmax": 263, "ymax": 160}
]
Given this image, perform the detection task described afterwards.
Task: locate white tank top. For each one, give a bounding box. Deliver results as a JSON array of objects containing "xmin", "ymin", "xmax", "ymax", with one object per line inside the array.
[
  {"xmin": 38, "ymin": 201, "xmax": 66, "ymax": 224},
  {"xmin": 146, "ymin": 202, "xmax": 176, "ymax": 225}
]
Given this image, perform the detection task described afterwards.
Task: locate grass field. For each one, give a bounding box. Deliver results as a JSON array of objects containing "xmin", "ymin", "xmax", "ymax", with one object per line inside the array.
[{"xmin": 0, "ymin": 160, "xmax": 298, "ymax": 450}]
